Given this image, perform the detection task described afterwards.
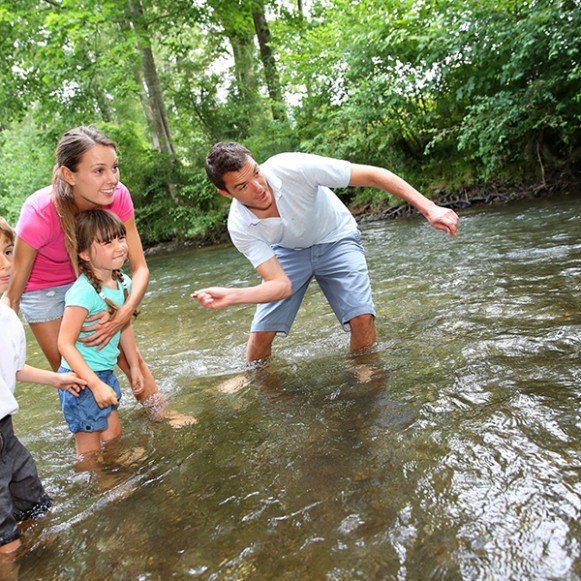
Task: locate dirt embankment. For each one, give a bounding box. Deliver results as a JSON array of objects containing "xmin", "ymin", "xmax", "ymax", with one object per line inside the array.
[{"xmin": 352, "ymin": 172, "xmax": 580, "ymax": 224}]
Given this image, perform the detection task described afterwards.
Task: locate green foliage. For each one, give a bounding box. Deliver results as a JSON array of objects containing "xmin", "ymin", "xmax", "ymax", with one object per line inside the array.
[
  {"xmin": 0, "ymin": 0, "xmax": 578, "ymax": 242},
  {"xmin": 0, "ymin": 116, "xmax": 54, "ymax": 222}
]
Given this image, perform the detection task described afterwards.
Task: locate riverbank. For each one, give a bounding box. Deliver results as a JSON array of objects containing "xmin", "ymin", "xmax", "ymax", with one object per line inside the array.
[
  {"xmin": 354, "ymin": 171, "xmax": 580, "ymax": 224},
  {"xmin": 144, "ymin": 173, "xmax": 580, "ymax": 256}
]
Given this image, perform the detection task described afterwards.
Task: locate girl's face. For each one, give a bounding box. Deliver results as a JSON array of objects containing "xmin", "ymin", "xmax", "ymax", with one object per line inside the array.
[
  {"xmin": 61, "ymin": 144, "xmax": 120, "ymax": 211},
  {"xmin": 81, "ymin": 235, "xmax": 128, "ymax": 279},
  {"xmin": 0, "ymin": 234, "xmax": 14, "ymax": 293}
]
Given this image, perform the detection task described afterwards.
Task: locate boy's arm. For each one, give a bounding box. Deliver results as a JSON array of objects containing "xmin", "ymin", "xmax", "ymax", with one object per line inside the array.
[
  {"xmin": 119, "ymin": 324, "xmax": 143, "ymax": 395},
  {"xmin": 16, "ymin": 365, "xmax": 86, "ymax": 396},
  {"xmin": 57, "ymin": 306, "xmax": 118, "ymax": 408},
  {"xmin": 349, "ymin": 164, "xmax": 459, "ymax": 236}
]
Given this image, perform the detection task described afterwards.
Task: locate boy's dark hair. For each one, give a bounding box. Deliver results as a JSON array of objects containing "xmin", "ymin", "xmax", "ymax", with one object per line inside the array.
[
  {"xmin": 0, "ymin": 217, "xmax": 14, "ymax": 243},
  {"xmin": 205, "ymin": 141, "xmax": 253, "ymax": 190}
]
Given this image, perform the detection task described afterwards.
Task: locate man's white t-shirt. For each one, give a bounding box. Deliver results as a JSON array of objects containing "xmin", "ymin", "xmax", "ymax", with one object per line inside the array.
[
  {"xmin": 227, "ymin": 152, "xmax": 357, "ymax": 268},
  {"xmin": 0, "ymin": 302, "xmax": 25, "ymax": 419}
]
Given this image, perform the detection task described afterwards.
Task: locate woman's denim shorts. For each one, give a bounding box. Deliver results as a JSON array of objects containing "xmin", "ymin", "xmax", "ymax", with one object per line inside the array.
[{"xmin": 20, "ymin": 283, "xmax": 74, "ymax": 324}]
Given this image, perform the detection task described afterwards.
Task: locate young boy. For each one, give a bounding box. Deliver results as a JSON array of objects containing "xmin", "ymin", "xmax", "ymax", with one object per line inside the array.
[{"xmin": 0, "ymin": 217, "xmax": 86, "ymax": 555}]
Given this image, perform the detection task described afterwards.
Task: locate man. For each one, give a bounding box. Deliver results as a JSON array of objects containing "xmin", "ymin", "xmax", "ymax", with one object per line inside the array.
[{"xmin": 192, "ymin": 142, "xmax": 459, "ymax": 363}]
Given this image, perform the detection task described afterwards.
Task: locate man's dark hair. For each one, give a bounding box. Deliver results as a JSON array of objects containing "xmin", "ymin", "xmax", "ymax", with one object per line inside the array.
[{"xmin": 205, "ymin": 141, "xmax": 253, "ymax": 190}]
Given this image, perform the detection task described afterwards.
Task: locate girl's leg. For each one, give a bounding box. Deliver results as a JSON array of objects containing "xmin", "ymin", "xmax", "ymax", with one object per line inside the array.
[
  {"xmin": 99, "ymin": 410, "xmax": 122, "ymax": 445},
  {"xmin": 28, "ymin": 319, "xmax": 63, "ymax": 371},
  {"xmin": 74, "ymin": 432, "xmax": 102, "ymax": 457},
  {"xmin": 74, "ymin": 411, "xmax": 121, "ymax": 457}
]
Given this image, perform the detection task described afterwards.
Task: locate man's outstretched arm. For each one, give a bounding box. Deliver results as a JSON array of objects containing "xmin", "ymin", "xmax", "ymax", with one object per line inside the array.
[
  {"xmin": 349, "ymin": 164, "xmax": 459, "ymax": 236},
  {"xmin": 191, "ymin": 256, "xmax": 291, "ymax": 310}
]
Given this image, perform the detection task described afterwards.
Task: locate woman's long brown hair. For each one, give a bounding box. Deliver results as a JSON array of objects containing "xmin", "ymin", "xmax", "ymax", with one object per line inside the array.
[{"xmin": 52, "ymin": 126, "xmax": 117, "ymax": 275}]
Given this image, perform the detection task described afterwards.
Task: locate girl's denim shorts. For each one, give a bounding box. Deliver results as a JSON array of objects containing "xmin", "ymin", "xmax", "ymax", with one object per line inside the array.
[{"xmin": 20, "ymin": 283, "xmax": 74, "ymax": 324}]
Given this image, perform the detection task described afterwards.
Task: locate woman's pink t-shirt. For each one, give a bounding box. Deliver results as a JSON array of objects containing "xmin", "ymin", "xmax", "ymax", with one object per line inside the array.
[{"xmin": 15, "ymin": 184, "xmax": 135, "ymax": 292}]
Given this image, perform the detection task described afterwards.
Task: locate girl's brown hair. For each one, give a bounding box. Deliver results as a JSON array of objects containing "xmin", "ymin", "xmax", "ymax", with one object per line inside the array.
[
  {"xmin": 53, "ymin": 126, "xmax": 117, "ymax": 275},
  {"xmin": 76, "ymin": 209, "xmax": 128, "ymax": 317}
]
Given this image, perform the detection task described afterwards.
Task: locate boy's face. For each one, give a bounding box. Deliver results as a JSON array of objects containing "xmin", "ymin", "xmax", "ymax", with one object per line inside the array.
[{"xmin": 0, "ymin": 233, "xmax": 14, "ymax": 293}]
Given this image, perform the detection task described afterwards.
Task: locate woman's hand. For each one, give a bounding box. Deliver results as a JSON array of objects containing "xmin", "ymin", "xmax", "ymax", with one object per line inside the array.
[
  {"xmin": 80, "ymin": 307, "xmax": 132, "ymax": 349},
  {"xmin": 90, "ymin": 380, "xmax": 119, "ymax": 409}
]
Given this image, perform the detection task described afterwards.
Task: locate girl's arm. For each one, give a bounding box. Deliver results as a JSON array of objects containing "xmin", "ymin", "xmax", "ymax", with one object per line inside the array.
[
  {"xmin": 119, "ymin": 324, "xmax": 143, "ymax": 395},
  {"xmin": 79, "ymin": 217, "xmax": 149, "ymax": 347},
  {"xmin": 57, "ymin": 306, "xmax": 118, "ymax": 408},
  {"xmin": 16, "ymin": 365, "xmax": 87, "ymax": 396},
  {"xmin": 1, "ymin": 237, "xmax": 37, "ymax": 312}
]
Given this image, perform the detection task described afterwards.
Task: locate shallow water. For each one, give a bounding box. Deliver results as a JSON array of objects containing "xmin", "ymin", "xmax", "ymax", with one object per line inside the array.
[{"xmin": 9, "ymin": 195, "xmax": 581, "ymax": 579}]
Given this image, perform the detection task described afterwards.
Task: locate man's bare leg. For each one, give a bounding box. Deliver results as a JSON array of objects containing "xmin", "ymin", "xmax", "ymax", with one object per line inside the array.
[
  {"xmin": 348, "ymin": 314, "xmax": 382, "ymax": 384},
  {"xmin": 217, "ymin": 332, "xmax": 277, "ymax": 394},
  {"xmin": 349, "ymin": 314, "xmax": 376, "ymax": 353},
  {"xmin": 246, "ymin": 331, "xmax": 277, "ymax": 363}
]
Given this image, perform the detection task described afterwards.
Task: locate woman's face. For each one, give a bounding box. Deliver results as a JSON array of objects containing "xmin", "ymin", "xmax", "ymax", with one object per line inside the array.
[{"xmin": 62, "ymin": 144, "xmax": 120, "ymax": 211}]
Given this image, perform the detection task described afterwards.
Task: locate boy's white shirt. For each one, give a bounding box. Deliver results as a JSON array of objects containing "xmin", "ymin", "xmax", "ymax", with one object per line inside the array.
[{"xmin": 0, "ymin": 302, "xmax": 25, "ymax": 418}]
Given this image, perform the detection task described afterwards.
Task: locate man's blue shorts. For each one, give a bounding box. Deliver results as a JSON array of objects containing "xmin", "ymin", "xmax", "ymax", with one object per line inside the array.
[
  {"xmin": 57, "ymin": 368, "xmax": 122, "ymax": 433},
  {"xmin": 251, "ymin": 231, "xmax": 375, "ymax": 336}
]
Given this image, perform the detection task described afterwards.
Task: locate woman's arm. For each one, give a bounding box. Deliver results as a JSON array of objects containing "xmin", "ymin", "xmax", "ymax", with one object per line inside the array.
[
  {"xmin": 1, "ymin": 237, "xmax": 37, "ymax": 312},
  {"xmin": 58, "ymin": 306, "xmax": 118, "ymax": 408},
  {"xmin": 121, "ymin": 216, "xmax": 150, "ymax": 313}
]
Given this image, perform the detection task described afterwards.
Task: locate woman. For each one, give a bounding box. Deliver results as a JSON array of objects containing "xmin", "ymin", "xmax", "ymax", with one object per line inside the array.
[{"xmin": 2, "ymin": 126, "xmax": 190, "ymax": 425}]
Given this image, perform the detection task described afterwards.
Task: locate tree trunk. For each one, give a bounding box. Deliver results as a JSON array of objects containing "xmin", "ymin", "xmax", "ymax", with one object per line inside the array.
[
  {"xmin": 252, "ymin": 3, "xmax": 287, "ymax": 122},
  {"xmin": 127, "ymin": 0, "xmax": 175, "ymax": 159},
  {"xmin": 127, "ymin": 0, "xmax": 177, "ymax": 202}
]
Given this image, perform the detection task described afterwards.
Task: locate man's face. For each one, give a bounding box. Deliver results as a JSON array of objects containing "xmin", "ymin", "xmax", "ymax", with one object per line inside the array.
[
  {"xmin": 219, "ymin": 158, "xmax": 275, "ymax": 215},
  {"xmin": 0, "ymin": 233, "xmax": 14, "ymax": 293}
]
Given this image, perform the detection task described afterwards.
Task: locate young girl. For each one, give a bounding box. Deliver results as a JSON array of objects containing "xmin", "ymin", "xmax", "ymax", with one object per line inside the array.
[{"xmin": 57, "ymin": 209, "xmax": 143, "ymax": 456}]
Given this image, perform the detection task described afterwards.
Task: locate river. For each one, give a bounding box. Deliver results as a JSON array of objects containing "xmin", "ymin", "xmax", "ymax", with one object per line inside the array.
[{"xmin": 9, "ymin": 195, "xmax": 580, "ymax": 579}]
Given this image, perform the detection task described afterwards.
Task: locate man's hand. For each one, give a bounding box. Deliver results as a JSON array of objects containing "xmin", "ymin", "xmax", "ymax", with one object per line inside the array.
[
  {"xmin": 80, "ymin": 309, "xmax": 130, "ymax": 349},
  {"xmin": 425, "ymin": 205, "xmax": 460, "ymax": 237},
  {"xmin": 91, "ymin": 380, "xmax": 119, "ymax": 408},
  {"xmin": 191, "ymin": 287, "xmax": 235, "ymax": 310}
]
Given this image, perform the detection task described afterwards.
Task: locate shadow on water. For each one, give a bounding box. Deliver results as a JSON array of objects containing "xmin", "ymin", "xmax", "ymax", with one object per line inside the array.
[{"xmin": 10, "ymin": 196, "xmax": 581, "ymax": 578}]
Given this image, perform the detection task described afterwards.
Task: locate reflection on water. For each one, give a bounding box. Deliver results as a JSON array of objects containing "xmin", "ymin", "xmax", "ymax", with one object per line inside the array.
[{"xmin": 12, "ymin": 196, "xmax": 581, "ymax": 578}]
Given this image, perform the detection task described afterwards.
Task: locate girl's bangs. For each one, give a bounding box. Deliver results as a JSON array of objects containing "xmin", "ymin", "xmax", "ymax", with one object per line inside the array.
[{"xmin": 94, "ymin": 214, "xmax": 126, "ymax": 244}]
